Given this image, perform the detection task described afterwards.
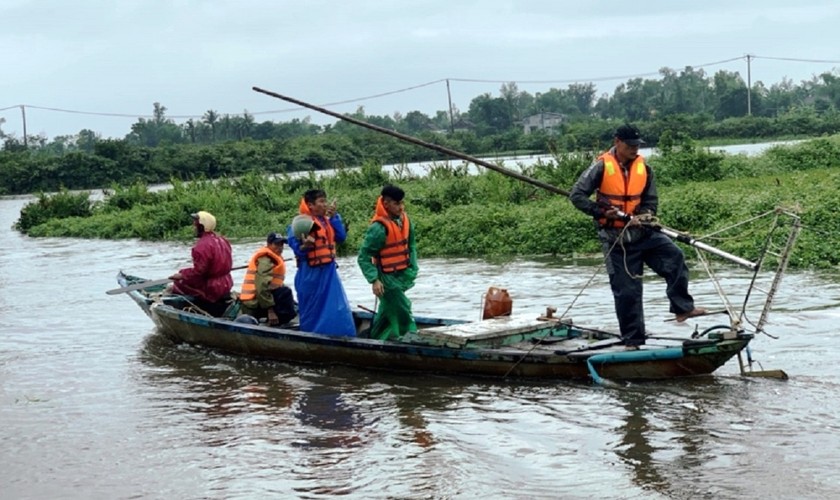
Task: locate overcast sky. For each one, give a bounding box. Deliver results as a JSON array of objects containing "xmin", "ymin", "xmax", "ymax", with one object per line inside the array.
[{"xmin": 2, "ymin": 0, "xmax": 840, "ymax": 140}]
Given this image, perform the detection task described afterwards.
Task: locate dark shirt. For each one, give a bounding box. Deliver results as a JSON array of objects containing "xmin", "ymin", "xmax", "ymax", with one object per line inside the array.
[{"xmin": 569, "ymin": 147, "xmax": 658, "ymax": 243}]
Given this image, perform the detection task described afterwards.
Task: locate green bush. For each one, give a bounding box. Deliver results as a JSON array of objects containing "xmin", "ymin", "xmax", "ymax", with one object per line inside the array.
[
  {"xmin": 12, "ymin": 136, "xmax": 840, "ymax": 269},
  {"xmin": 15, "ymin": 189, "xmax": 93, "ymax": 232},
  {"xmin": 654, "ymin": 134, "xmax": 726, "ymax": 185}
]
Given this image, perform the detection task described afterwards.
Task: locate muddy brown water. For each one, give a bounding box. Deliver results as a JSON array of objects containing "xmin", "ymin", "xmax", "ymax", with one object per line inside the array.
[{"xmin": 2, "ymin": 195, "xmax": 839, "ymax": 499}]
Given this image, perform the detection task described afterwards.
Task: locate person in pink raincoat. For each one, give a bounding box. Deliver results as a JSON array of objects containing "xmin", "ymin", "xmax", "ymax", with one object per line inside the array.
[{"xmin": 169, "ymin": 210, "xmax": 233, "ymax": 316}]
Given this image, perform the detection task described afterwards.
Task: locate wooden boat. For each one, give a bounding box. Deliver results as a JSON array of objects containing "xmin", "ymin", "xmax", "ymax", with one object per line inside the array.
[
  {"xmin": 115, "ymin": 91, "xmax": 801, "ymax": 382},
  {"xmin": 116, "ymin": 271, "xmax": 759, "ymax": 382}
]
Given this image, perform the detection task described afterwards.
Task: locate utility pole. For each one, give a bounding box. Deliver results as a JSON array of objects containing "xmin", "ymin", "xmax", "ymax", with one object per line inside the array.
[
  {"xmin": 21, "ymin": 105, "xmax": 28, "ymax": 148},
  {"xmin": 746, "ymin": 54, "xmax": 753, "ymax": 116},
  {"xmin": 446, "ymin": 79, "xmax": 455, "ymax": 134}
]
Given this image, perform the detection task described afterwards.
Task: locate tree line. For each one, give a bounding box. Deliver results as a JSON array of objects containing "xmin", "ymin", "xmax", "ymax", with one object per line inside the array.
[{"xmin": 1, "ymin": 65, "xmax": 840, "ymax": 195}]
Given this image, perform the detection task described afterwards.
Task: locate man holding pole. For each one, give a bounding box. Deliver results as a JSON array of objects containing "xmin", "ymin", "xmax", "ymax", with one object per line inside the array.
[{"xmin": 569, "ymin": 124, "xmax": 706, "ymax": 349}]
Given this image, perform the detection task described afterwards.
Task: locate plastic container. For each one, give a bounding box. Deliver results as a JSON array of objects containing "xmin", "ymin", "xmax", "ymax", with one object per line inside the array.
[{"xmin": 482, "ymin": 286, "xmax": 513, "ymax": 319}]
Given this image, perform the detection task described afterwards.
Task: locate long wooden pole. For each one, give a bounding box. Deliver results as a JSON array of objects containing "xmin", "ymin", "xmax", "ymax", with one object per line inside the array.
[
  {"xmin": 106, "ymin": 262, "xmax": 280, "ymax": 295},
  {"xmin": 252, "ymin": 86, "xmax": 757, "ymax": 270},
  {"xmin": 252, "ymin": 86, "xmax": 569, "ymax": 197}
]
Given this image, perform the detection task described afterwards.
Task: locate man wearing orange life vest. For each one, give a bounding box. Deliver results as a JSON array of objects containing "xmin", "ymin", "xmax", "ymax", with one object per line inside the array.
[
  {"xmin": 570, "ymin": 124, "xmax": 706, "ymax": 349},
  {"xmin": 357, "ymin": 185, "xmax": 418, "ymax": 340},
  {"xmin": 239, "ymin": 232, "xmax": 296, "ymax": 326},
  {"xmin": 286, "ymin": 189, "xmax": 356, "ymax": 336}
]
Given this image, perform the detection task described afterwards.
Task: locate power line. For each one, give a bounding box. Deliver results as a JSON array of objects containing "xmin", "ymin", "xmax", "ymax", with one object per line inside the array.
[
  {"xmin": 251, "ymin": 79, "xmax": 447, "ymax": 116},
  {"xmin": 10, "ymin": 105, "xmax": 153, "ymax": 119},
  {"xmin": 753, "ymin": 55, "xmax": 840, "ymax": 64},
  {"xmin": 1, "ymin": 54, "xmax": 837, "ymax": 122},
  {"xmin": 450, "ymin": 56, "xmax": 747, "ymax": 84},
  {"xmin": 0, "ymin": 79, "xmax": 450, "ymax": 120}
]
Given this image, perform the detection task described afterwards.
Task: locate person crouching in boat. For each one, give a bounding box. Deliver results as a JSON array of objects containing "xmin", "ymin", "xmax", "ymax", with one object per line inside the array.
[
  {"xmin": 239, "ymin": 232, "xmax": 297, "ymax": 326},
  {"xmin": 168, "ymin": 211, "xmax": 234, "ymax": 317},
  {"xmin": 286, "ymin": 189, "xmax": 356, "ymax": 337},
  {"xmin": 357, "ymin": 185, "xmax": 418, "ymax": 341}
]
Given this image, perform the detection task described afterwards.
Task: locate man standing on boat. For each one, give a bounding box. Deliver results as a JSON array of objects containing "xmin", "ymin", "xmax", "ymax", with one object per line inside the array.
[
  {"xmin": 286, "ymin": 189, "xmax": 356, "ymax": 336},
  {"xmin": 357, "ymin": 185, "xmax": 418, "ymax": 340},
  {"xmin": 168, "ymin": 211, "xmax": 234, "ymax": 317},
  {"xmin": 239, "ymin": 232, "xmax": 296, "ymax": 326},
  {"xmin": 569, "ymin": 124, "xmax": 706, "ymax": 349}
]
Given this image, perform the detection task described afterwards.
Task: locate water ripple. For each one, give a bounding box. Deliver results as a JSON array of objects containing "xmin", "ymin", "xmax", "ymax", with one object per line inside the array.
[{"xmin": 3, "ymin": 196, "xmax": 840, "ymax": 499}]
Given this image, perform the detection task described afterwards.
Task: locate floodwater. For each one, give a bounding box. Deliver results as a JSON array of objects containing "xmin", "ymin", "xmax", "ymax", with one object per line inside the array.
[
  {"xmin": 2, "ymin": 194, "xmax": 839, "ymax": 500},
  {"xmin": 377, "ymin": 140, "xmax": 803, "ymax": 177}
]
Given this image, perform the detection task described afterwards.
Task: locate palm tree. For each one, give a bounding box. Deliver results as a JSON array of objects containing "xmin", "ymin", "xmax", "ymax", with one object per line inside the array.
[
  {"xmin": 203, "ymin": 110, "xmax": 219, "ymax": 142},
  {"xmin": 241, "ymin": 110, "xmax": 255, "ymax": 139},
  {"xmin": 184, "ymin": 119, "xmax": 197, "ymax": 143}
]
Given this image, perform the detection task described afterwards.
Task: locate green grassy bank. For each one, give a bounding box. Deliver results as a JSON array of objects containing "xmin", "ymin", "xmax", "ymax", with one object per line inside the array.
[{"xmin": 14, "ymin": 136, "xmax": 840, "ymax": 269}]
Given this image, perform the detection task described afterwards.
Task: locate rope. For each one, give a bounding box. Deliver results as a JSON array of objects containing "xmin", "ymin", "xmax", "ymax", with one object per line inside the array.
[
  {"xmin": 503, "ymin": 209, "xmax": 789, "ymax": 377},
  {"xmin": 179, "ymin": 296, "xmax": 214, "ymax": 317},
  {"xmin": 502, "ymin": 222, "xmax": 635, "ymax": 378},
  {"xmin": 149, "ymin": 290, "xmax": 214, "ymax": 317}
]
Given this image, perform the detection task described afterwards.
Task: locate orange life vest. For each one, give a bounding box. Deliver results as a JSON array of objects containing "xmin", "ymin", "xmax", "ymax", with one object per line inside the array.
[
  {"xmin": 298, "ymin": 198, "xmax": 336, "ymax": 267},
  {"xmin": 239, "ymin": 247, "xmax": 285, "ymax": 301},
  {"xmin": 596, "ymin": 151, "xmax": 648, "ymax": 228},
  {"xmin": 370, "ymin": 196, "xmax": 411, "ymax": 273}
]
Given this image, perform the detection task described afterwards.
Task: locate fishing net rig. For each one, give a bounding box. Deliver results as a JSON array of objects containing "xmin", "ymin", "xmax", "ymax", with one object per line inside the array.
[{"xmin": 252, "ymin": 86, "xmax": 801, "ymax": 380}]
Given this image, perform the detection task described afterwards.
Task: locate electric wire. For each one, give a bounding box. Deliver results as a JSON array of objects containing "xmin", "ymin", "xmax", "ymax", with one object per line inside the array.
[{"xmin": 2, "ymin": 53, "xmax": 836, "ymax": 122}]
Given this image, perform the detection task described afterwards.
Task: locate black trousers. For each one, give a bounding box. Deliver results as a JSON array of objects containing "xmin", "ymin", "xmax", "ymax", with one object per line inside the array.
[
  {"xmin": 269, "ymin": 287, "xmax": 297, "ymax": 325},
  {"xmin": 243, "ymin": 287, "xmax": 297, "ymax": 325},
  {"xmin": 602, "ymin": 231, "xmax": 695, "ymax": 346}
]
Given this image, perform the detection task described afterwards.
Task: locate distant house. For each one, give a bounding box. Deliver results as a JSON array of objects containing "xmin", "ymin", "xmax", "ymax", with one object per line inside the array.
[
  {"xmin": 451, "ymin": 118, "xmax": 475, "ymax": 133},
  {"xmin": 434, "ymin": 118, "xmax": 475, "ymax": 134},
  {"xmin": 522, "ymin": 112, "xmax": 566, "ymax": 134}
]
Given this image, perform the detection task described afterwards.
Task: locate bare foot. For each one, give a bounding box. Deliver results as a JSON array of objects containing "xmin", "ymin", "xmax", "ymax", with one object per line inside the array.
[
  {"xmin": 624, "ymin": 345, "xmax": 641, "ymax": 351},
  {"xmin": 675, "ymin": 307, "xmax": 708, "ymax": 323}
]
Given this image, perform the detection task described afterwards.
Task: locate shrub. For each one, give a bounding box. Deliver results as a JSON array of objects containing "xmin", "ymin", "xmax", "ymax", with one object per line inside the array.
[{"xmin": 15, "ymin": 190, "xmax": 93, "ymax": 232}]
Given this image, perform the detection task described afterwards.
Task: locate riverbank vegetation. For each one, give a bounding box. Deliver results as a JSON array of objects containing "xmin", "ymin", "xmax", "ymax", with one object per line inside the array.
[
  {"xmin": 2, "ymin": 67, "xmax": 840, "ymax": 195},
  {"xmin": 15, "ymin": 136, "xmax": 840, "ymax": 269}
]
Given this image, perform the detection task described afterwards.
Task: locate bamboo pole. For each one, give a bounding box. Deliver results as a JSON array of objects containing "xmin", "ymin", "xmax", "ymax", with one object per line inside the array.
[{"xmin": 252, "ymin": 86, "xmax": 757, "ymax": 270}]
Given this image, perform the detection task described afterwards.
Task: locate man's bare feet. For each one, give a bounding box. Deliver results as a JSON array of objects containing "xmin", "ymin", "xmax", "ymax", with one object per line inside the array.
[{"xmin": 675, "ymin": 307, "xmax": 708, "ymax": 323}]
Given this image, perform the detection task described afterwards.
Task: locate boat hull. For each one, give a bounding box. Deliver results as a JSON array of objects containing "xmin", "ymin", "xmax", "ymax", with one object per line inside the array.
[
  {"xmin": 149, "ymin": 302, "xmax": 747, "ymax": 380},
  {"xmin": 119, "ymin": 271, "xmax": 749, "ymax": 381}
]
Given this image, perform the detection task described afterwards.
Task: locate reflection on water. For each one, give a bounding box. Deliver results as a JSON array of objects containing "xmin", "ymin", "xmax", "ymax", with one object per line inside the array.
[
  {"xmin": 293, "ymin": 384, "xmax": 365, "ymax": 451},
  {"xmin": 611, "ymin": 380, "xmax": 733, "ymax": 498},
  {"xmin": 3, "ymin": 195, "xmax": 840, "ymax": 498},
  {"xmin": 616, "ymin": 390, "xmax": 667, "ymax": 491},
  {"xmin": 134, "ymin": 333, "xmax": 469, "ymax": 497}
]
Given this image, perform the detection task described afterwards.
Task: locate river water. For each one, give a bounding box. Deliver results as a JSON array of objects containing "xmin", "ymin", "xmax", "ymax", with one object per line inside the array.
[
  {"xmin": 377, "ymin": 140, "xmax": 804, "ymax": 177},
  {"xmin": 2, "ymin": 193, "xmax": 839, "ymax": 499}
]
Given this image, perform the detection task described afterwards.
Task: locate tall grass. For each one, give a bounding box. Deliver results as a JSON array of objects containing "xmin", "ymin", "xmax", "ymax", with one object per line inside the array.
[{"xmin": 15, "ymin": 136, "xmax": 840, "ymax": 269}]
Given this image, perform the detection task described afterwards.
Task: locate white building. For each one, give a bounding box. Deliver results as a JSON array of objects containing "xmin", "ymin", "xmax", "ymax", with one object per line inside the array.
[{"xmin": 522, "ymin": 112, "xmax": 566, "ymax": 134}]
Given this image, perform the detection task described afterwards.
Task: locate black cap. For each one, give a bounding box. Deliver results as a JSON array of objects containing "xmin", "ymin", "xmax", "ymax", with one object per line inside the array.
[
  {"xmin": 266, "ymin": 232, "xmax": 287, "ymax": 245},
  {"xmin": 615, "ymin": 124, "xmax": 645, "ymax": 146}
]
